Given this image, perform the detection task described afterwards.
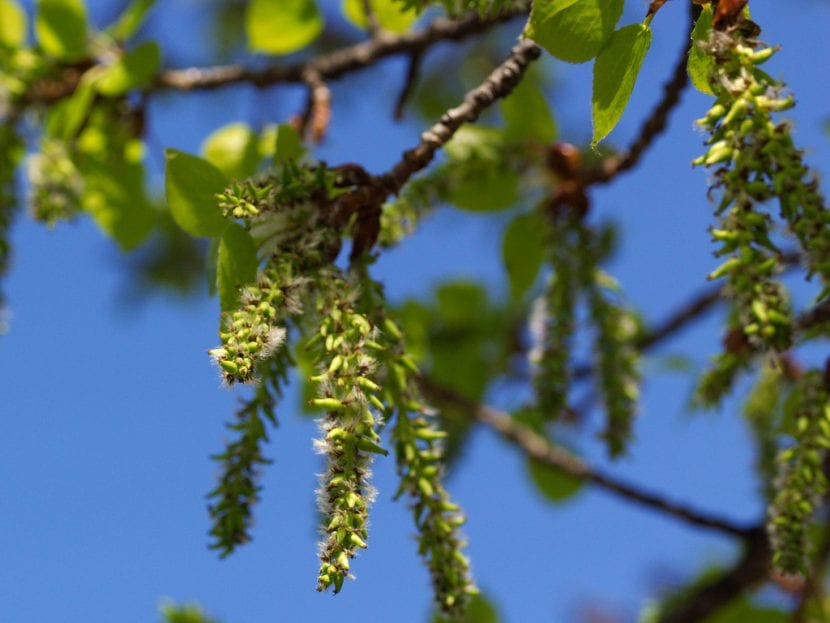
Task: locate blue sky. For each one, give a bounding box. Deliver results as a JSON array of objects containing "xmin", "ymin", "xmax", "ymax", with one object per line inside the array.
[{"xmin": 3, "ymin": 1, "xmax": 830, "ymax": 622}]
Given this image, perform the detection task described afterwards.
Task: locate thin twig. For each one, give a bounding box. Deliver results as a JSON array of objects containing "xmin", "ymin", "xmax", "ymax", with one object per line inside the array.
[
  {"xmin": 155, "ymin": 7, "xmax": 529, "ymax": 93},
  {"xmin": 299, "ymin": 68, "xmax": 332, "ymax": 143},
  {"xmin": 341, "ymin": 39, "xmax": 541, "ymax": 259},
  {"xmin": 394, "ymin": 50, "xmax": 423, "ymax": 120},
  {"xmin": 377, "ymin": 39, "xmax": 540, "ymax": 195},
  {"xmin": 418, "ymin": 375, "xmax": 754, "ymax": 540},
  {"xmin": 580, "ymin": 2, "xmax": 696, "ymax": 187},
  {"xmin": 360, "ymin": 0, "xmax": 383, "ymax": 39}
]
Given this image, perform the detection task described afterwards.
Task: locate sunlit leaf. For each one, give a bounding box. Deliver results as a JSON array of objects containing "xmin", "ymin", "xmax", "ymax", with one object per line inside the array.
[
  {"xmin": 95, "ymin": 41, "xmax": 161, "ymax": 96},
  {"xmin": 35, "ymin": 0, "xmax": 87, "ymax": 60},
  {"xmin": 342, "ymin": 0, "xmax": 417, "ymax": 34},
  {"xmin": 108, "ymin": 0, "xmax": 156, "ymax": 41},
  {"xmin": 201, "ymin": 123, "xmax": 262, "ymax": 180},
  {"xmin": 502, "ymin": 211, "xmax": 545, "ymax": 300},
  {"xmin": 44, "ymin": 75, "xmax": 96, "ymax": 140},
  {"xmin": 165, "ymin": 149, "xmax": 229, "ymax": 237},
  {"xmin": 217, "ymin": 223, "xmax": 258, "ymax": 310},
  {"xmin": 688, "ymin": 4, "xmax": 715, "ymax": 96},
  {"xmin": 246, "ymin": 0, "xmax": 323, "ymax": 55},
  {"xmin": 81, "ymin": 158, "xmax": 156, "ymax": 250},
  {"xmin": 525, "ymin": 0, "xmax": 623, "ymax": 64},
  {"xmin": 592, "ymin": 23, "xmax": 652, "ymax": 146},
  {"xmin": 0, "ymin": 0, "xmax": 27, "ymax": 48}
]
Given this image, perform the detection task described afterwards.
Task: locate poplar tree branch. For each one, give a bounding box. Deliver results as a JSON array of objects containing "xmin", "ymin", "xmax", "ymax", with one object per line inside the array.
[
  {"xmin": 155, "ymin": 7, "xmax": 529, "ymax": 93},
  {"xmin": 418, "ymin": 376, "xmax": 754, "ymax": 540},
  {"xmin": 655, "ymin": 527, "xmax": 771, "ymax": 623},
  {"xmin": 377, "ymin": 38, "xmax": 541, "ymax": 195}
]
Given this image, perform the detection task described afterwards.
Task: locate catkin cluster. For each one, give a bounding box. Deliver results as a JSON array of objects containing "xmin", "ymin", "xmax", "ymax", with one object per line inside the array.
[
  {"xmin": 767, "ymin": 371, "xmax": 830, "ymax": 574},
  {"xmin": 695, "ymin": 28, "xmax": 830, "ymax": 353},
  {"xmin": 536, "ymin": 214, "xmax": 640, "ymax": 457}
]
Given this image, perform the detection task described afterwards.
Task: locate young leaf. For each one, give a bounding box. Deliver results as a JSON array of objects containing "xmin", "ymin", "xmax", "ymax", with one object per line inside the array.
[
  {"xmin": 217, "ymin": 223, "xmax": 258, "ymax": 310},
  {"xmin": 35, "ymin": 0, "xmax": 88, "ymax": 60},
  {"xmin": 501, "ymin": 75, "xmax": 557, "ymax": 143},
  {"xmin": 108, "ymin": 0, "xmax": 156, "ymax": 41},
  {"xmin": 341, "ymin": 0, "xmax": 417, "ymax": 34},
  {"xmin": 273, "ymin": 124, "xmax": 304, "ymax": 163},
  {"xmin": 201, "ymin": 123, "xmax": 262, "ymax": 180},
  {"xmin": 95, "ymin": 41, "xmax": 161, "ymax": 96},
  {"xmin": 165, "ymin": 149, "xmax": 229, "ymax": 237},
  {"xmin": 502, "ymin": 211, "xmax": 545, "ymax": 300},
  {"xmin": 592, "ymin": 23, "xmax": 653, "ymax": 146},
  {"xmin": 44, "ymin": 75, "xmax": 96, "ymax": 140},
  {"xmin": 524, "ymin": 0, "xmax": 623, "ymax": 64},
  {"xmin": 246, "ymin": 0, "xmax": 323, "ymax": 55},
  {"xmin": 527, "ymin": 457, "xmax": 583, "ymax": 503},
  {"xmin": 81, "ymin": 159, "xmax": 156, "ymax": 250},
  {"xmin": 687, "ymin": 4, "xmax": 715, "ymax": 96},
  {"xmin": 0, "ymin": 0, "xmax": 27, "ymax": 48}
]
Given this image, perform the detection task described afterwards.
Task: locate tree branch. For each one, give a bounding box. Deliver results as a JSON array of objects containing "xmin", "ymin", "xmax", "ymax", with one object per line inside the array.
[
  {"xmin": 342, "ymin": 38, "xmax": 541, "ymax": 259},
  {"xmin": 376, "ymin": 38, "xmax": 541, "ymax": 195},
  {"xmin": 656, "ymin": 527, "xmax": 771, "ymax": 623},
  {"xmin": 418, "ymin": 376, "xmax": 754, "ymax": 540},
  {"xmin": 155, "ymin": 7, "xmax": 529, "ymax": 93}
]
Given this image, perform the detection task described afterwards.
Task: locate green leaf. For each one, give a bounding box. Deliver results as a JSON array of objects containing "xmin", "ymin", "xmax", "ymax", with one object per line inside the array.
[
  {"xmin": 273, "ymin": 123, "xmax": 304, "ymax": 163},
  {"xmin": 687, "ymin": 5, "xmax": 715, "ymax": 96},
  {"xmin": 0, "ymin": 0, "xmax": 27, "ymax": 48},
  {"xmin": 35, "ymin": 0, "xmax": 88, "ymax": 60},
  {"xmin": 501, "ymin": 74, "xmax": 557, "ymax": 143},
  {"xmin": 44, "ymin": 74, "xmax": 96, "ymax": 140},
  {"xmin": 201, "ymin": 123, "xmax": 262, "ymax": 180},
  {"xmin": 527, "ymin": 457, "xmax": 583, "ymax": 503},
  {"xmin": 81, "ymin": 158, "xmax": 156, "ymax": 250},
  {"xmin": 217, "ymin": 223, "xmax": 258, "ymax": 310},
  {"xmin": 502, "ymin": 211, "xmax": 545, "ymax": 300},
  {"xmin": 342, "ymin": 0, "xmax": 417, "ymax": 34},
  {"xmin": 108, "ymin": 0, "xmax": 156, "ymax": 41},
  {"xmin": 165, "ymin": 149, "xmax": 229, "ymax": 238},
  {"xmin": 525, "ymin": 0, "xmax": 623, "ymax": 64},
  {"xmin": 95, "ymin": 41, "xmax": 161, "ymax": 96},
  {"xmin": 592, "ymin": 23, "xmax": 652, "ymax": 146},
  {"xmin": 246, "ymin": 0, "xmax": 323, "ymax": 55}
]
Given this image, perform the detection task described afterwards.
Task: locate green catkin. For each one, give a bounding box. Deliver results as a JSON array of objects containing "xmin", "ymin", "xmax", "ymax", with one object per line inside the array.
[
  {"xmin": 27, "ymin": 139, "xmax": 84, "ymax": 225},
  {"xmin": 535, "ymin": 212, "xmax": 579, "ymax": 420},
  {"xmin": 210, "ymin": 258, "xmax": 305, "ymax": 384},
  {"xmin": 695, "ymin": 345, "xmax": 752, "ymax": 409},
  {"xmin": 382, "ymin": 319, "xmax": 477, "ymax": 615},
  {"xmin": 0, "ymin": 124, "xmax": 22, "ymax": 314},
  {"xmin": 308, "ymin": 274, "xmax": 387, "ymax": 595},
  {"xmin": 767, "ymin": 371, "xmax": 830, "ymax": 574},
  {"xmin": 208, "ymin": 348, "xmax": 290, "ymax": 556},
  {"xmin": 579, "ymin": 224, "xmax": 640, "ymax": 457}
]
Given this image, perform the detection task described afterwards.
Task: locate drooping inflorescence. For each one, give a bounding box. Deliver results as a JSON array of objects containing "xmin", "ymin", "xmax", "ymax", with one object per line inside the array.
[
  {"xmin": 535, "ymin": 196, "xmax": 640, "ymax": 457},
  {"xmin": 304, "ymin": 271, "xmax": 388, "ymax": 594},
  {"xmin": 767, "ymin": 370, "xmax": 830, "ymax": 574},
  {"xmin": 201, "ymin": 141, "xmax": 475, "ymax": 613}
]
